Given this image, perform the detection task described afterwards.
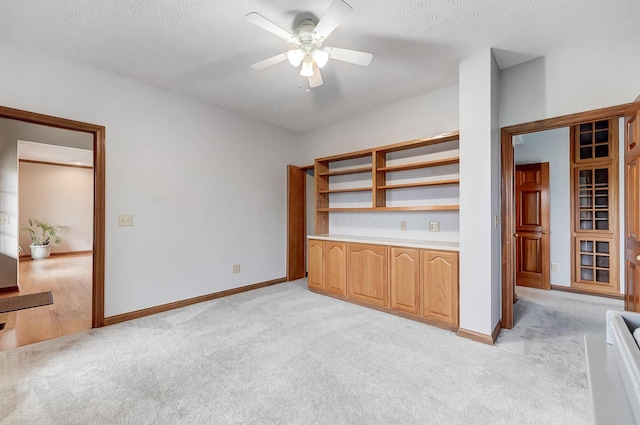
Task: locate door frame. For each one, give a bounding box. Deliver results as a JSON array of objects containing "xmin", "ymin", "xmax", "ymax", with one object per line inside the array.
[
  {"xmin": 0, "ymin": 105, "xmax": 106, "ymax": 327},
  {"xmin": 501, "ymin": 103, "xmax": 631, "ymax": 329}
]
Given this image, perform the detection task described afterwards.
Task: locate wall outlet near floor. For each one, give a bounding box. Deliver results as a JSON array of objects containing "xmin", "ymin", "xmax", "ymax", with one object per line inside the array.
[
  {"xmin": 232, "ymin": 264, "xmax": 241, "ymax": 274},
  {"xmin": 400, "ymin": 221, "xmax": 407, "ymax": 231},
  {"xmin": 551, "ymin": 263, "xmax": 559, "ymax": 271},
  {"xmin": 428, "ymin": 221, "xmax": 440, "ymax": 232},
  {"xmin": 118, "ymin": 214, "xmax": 133, "ymax": 226}
]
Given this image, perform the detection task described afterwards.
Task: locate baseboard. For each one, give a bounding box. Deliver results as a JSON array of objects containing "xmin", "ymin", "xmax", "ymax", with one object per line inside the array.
[
  {"xmin": 0, "ymin": 286, "xmax": 19, "ymax": 294},
  {"xmin": 20, "ymin": 250, "xmax": 93, "ymax": 261},
  {"xmin": 457, "ymin": 323, "xmax": 500, "ymax": 346},
  {"xmin": 104, "ymin": 277, "xmax": 286, "ymax": 326},
  {"xmin": 491, "ymin": 319, "xmax": 502, "ymax": 343},
  {"xmin": 551, "ymin": 284, "xmax": 624, "ymax": 300}
]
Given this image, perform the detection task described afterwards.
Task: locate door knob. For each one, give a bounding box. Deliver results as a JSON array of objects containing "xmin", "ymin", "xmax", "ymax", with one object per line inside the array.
[
  {"xmin": 513, "ymin": 233, "xmax": 519, "ymax": 237},
  {"xmin": 636, "ymin": 254, "xmax": 640, "ymax": 262},
  {"xmin": 542, "ymin": 230, "xmax": 548, "ymax": 234}
]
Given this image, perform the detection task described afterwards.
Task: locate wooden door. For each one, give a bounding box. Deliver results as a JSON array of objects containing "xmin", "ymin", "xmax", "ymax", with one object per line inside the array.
[
  {"xmin": 389, "ymin": 247, "xmax": 419, "ymax": 314},
  {"xmin": 347, "ymin": 243, "xmax": 388, "ymax": 306},
  {"xmin": 325, "ymin": 242, "xmax": 346, "ymax": 296},
  {"xmin": 421, "ymin": 250, "xmax": 458, "ymax": 326},
  {"xmin": 287, "ymin": 165, "xmax": 306, "ymax": 281},
  {"xmin": 515, "ymin": 163, "xmax": 550, "ymax": 290},
  {"xmin": 625, "ymin": 98, "xmax": 640, "ymax": 311},
  {"xmin": 307, "ymin": 240, "xmax": 324, "ymax": 290}
]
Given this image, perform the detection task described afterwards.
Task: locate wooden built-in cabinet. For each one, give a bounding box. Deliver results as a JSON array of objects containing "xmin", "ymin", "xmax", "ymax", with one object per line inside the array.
[
  {"xmin": 308, "ymin": 239, "xmax": 459, "ymax": 331},
  {"xmin": 347, "ymin": 244, "xmax": 388, "ymax": 306},
  {"xmin": 390, "ymin": 247, "xmax": 420, "ymax": 314},
  {"xmin": 325, "ymin": 242, "xmax": 347, "ymax": 296},
  {"xmin": 421, "ymin": 250, "xmax": 459, "ymax": 326},
  {"xmin": 308, "ymin": 239, "xmax": 325, "ymax": 291}
]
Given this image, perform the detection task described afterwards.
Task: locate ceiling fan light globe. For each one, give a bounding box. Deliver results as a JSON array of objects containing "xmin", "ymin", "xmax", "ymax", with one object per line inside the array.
[
  {"xmin": 311, "ymin": 49, "xmax": 330, "ymax": 68},
  {"xmin": 300, "ymin": 61, "xmax": 314, "ymax": 77},
  {"xmin": 287, "ymin": 49, "xmax": 305, "ymax": 67}
]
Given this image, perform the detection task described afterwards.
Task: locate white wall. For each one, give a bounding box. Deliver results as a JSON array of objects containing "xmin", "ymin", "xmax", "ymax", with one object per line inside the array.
[
  {"xmin": 500, "ymin": 26, "xmax": 640, "ymax": 128},
  {"xmin": 18, "ymin": 162, "xmax": 93, "ymax": 254},
  {"xmin": 458, "ymin": 49, "xmax": 500, "ymax": 336},
  {"xmin": 515, "ymin": 128, "xmax": 571, "ymax": 286},
  {"xmin": 298, "ymin": 85, "xmax": 460, "ymax": 241},
  {"xmin": 0, "ymin": 38, "xmax": 297, "ymax": 317}
]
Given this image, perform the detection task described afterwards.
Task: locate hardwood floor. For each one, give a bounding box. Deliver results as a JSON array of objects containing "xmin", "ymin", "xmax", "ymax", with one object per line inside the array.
[{"xmin": 0, "ymin": 253, "xmax": 92, "ymax": 350}]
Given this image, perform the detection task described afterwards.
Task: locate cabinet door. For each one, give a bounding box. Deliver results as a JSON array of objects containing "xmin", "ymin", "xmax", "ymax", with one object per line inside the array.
[
  {"xmin": 308, "ymin": 240, "xmax": 325, "ymax": 290},
  {"xmin": 421, "ymin": 250, "xmax": 459, "ymax": 326},
  {"xmin": 390, "ymin": 247, "xmax": 420, "ymax": 314},
  {"xmin": 347, "ymin": 243, "xmax": 388, "ymax": 306},
  {"xmin": 325, "ymin": 242, "xmax": 347, "ymax": 296}
]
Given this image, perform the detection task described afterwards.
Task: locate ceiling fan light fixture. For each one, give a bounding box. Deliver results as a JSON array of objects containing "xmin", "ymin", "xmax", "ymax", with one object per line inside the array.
[
  {"xmin": 287, "ymin": 48, "xmax": 305, "ymax": 67},
  {"xmin": 300, "ymin": 59, "xmax": 314, "ymax": 77},
  {"xmin": 311, "ymin": 49, "xmax": 330, "ymax": 68}
]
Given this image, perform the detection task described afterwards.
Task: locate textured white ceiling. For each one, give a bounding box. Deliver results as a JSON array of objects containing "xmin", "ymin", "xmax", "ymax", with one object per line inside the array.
[{"xmin": 0, "ymin": 0, "xmax": 639, "ymax": 132}]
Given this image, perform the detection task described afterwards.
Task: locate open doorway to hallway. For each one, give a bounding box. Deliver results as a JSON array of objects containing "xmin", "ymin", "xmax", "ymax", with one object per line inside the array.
[{"xmin": 0, "ymin": 117, "xmax": 99, "ymax": 350}]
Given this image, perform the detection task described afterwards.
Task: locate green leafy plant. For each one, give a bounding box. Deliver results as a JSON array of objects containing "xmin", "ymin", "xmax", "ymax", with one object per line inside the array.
[{"xmin": 22, "ymin": 218, "xmax": 68, "ymax": 246}]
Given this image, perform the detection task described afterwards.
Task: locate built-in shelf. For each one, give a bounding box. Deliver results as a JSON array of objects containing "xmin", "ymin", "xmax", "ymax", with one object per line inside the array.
[
  {"xmin": 378, "ymin": 157, "xmax": 459, "ymax": 172},
  {"xmin": 318, "ymin": 205, "xmax": 459, "ymax": 212},
  {"xmin": 318, "ymin": 166, "xmax": 372, "ymax": 177},
  {"xmin": 319, "ymin": 187, "xmax": 372, "ymax": 194},
  {"xmin": 378, "ymin": 179, "xmax": 460, "ymax": 190},
  {"xmin": 314, "ymin": 131, "xmax": 460, "ymax": 234}
]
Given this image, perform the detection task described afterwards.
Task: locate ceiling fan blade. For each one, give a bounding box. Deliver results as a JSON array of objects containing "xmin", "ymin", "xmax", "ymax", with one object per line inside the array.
[
  {"xmin": 245, "ymin": 12, "xmax": 295, "ymax": 42},
  {"xmin": 325, "ymin": 47, "xmax": 373, "ymax": 66},
  {"xmin": 309, "ymin": 65, "xmax": 323, "ymax": 88},
  {"xmin": 251, "ymin": 53, "xmax": 288, "ymax": 70},
  {"xmin": 313, "ymin": 0, "xmax": 352, "ymax": 40}
]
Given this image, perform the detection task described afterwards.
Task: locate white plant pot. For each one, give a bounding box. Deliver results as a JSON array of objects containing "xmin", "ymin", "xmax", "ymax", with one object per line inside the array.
[{"xmin": 30, "ymin": 245, "xmax": 52, "ymax": 260}]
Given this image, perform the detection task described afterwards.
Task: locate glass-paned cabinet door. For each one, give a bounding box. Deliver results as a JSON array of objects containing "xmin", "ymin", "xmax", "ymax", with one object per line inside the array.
[
  {"xmin": 575, "ymin": 120, "xmax": 614, "ymax": 162},
  {"xmin": 576, "ymin": 166, "xmax": 611, "ymax": 231},
  {"xmin": 576, "ymin": 238, "xmax": 611, "ymax": 285}
]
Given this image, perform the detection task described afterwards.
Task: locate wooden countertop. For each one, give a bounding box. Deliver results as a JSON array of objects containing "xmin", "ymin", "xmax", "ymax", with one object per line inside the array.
[{"xmin": 307, "ymin": 234, "xmax": 460, "ymax": 251}]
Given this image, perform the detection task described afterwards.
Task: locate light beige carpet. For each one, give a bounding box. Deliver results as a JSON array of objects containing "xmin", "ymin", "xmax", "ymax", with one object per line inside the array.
[{"xmin": 0, "ymin": 281, "xmax": 623, "ymax": 424}]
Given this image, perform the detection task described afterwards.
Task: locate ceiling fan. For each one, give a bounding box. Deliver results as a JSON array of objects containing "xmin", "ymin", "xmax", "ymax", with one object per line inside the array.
[{"xmin": 245, "ymin": 0, "xmax": 373, "ymax": 89}]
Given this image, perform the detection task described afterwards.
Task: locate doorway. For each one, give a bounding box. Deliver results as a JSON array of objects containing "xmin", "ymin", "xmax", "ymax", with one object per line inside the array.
[
  {"xmin": 0, "ymin": 106, "xmax": 105, "ymax": 333},
  {"xmin": 501, "ymin": 103, "xmax": 632, "ymax": 329}
]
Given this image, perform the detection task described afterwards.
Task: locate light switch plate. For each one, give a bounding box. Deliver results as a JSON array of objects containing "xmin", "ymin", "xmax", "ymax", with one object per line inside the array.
[
  {"xmin": 0, "ymin": 214, "xmax": 9, "ymax": 225},
  {"xmin": 400, "ymin": 221, "xmax": 407, "ymax": 231},
  {"xmin": 232, "ymin": 264, "xmax": 240, "ymax": 274},
  {"xmin": 551, "ymin": 263, "xmax": 559, "ymax": 271},
  {"xmin": 428, "ymin": 221, "xmax": 440, "ymax": 232}
]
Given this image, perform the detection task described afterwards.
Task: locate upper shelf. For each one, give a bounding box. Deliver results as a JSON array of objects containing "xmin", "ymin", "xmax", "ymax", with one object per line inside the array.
[
  {"xmin": 378, "ymin": 157, "xmax": 459, "ymax": 172},
  {"xmin": 318, "ymin": 166, "xmax": 373, "ymax": 177}
]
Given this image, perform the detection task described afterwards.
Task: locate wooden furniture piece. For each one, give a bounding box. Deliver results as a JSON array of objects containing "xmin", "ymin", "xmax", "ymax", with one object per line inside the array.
[
  {"xmin": 570, "ymin": 119, "xmax": 619, "ymax": 295},
  {"xmin": 314, "ymin": 131, "xmax": 459, "ymax": 234},
  {"xmin": 308, "ymin": 236, "xmax": 459, "ymax": 331}
]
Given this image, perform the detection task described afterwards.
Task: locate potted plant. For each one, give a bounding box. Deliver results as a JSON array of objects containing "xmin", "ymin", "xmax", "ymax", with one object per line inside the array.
[{"xmin": 22, "ymin": 218, "xmax": 68, "ymax": 260}]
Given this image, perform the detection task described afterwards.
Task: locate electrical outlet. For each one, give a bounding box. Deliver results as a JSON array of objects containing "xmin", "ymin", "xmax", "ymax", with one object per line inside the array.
[
  {"xmin": 551, "ymin": 263, "xmax": 559, "ymax": 271},
  {"xmin": 233, "ymin": 264, "xmax": 240, "ymax": 274},
  {"xmin": 0, "ymin": 214, "xmax": 9, "ymax": 225},
  {"xmin": 118, "ymin": 214, "xmax": 133, "ymax": 227},
  {"xmin": 428, "ymin": 221, "xmax": 440, "ymax": 232},
  {"xmin": 400, "ymin": 221, "xmax": 407, "ymax": 231}
]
